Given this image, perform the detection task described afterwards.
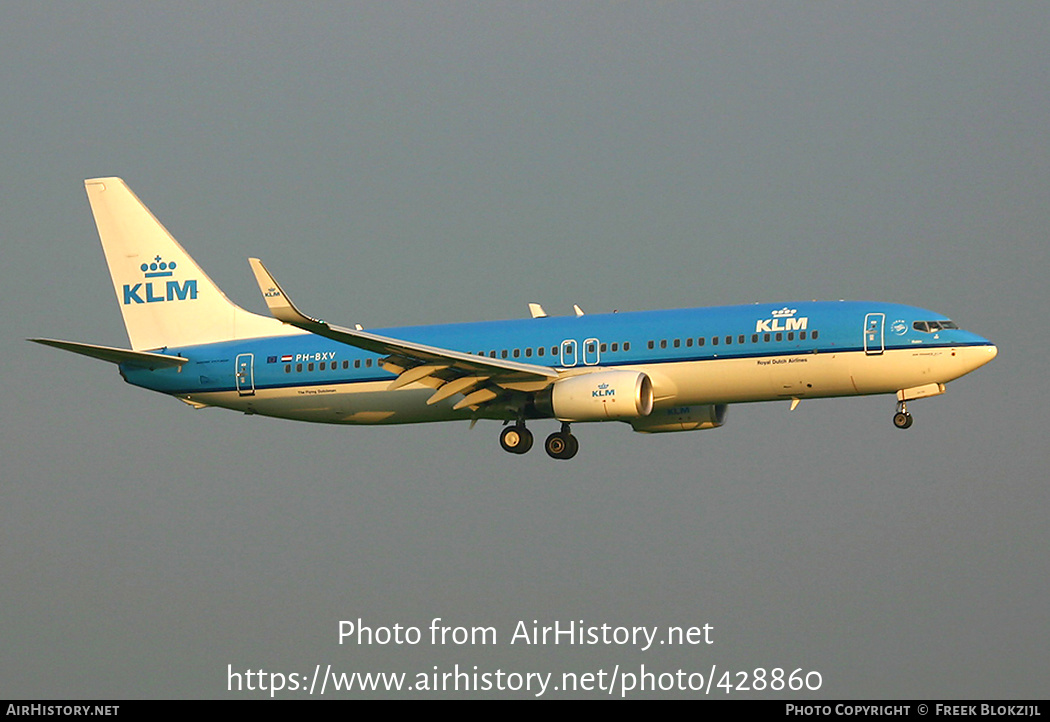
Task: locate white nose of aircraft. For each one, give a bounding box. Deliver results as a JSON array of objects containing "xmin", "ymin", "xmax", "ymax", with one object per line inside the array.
[{"xmin": 963, "ymin": 343, "xmax": 998, "ymax": 374}]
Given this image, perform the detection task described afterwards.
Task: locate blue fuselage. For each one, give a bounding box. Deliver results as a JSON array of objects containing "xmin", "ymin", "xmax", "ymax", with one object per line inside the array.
[{"xmin": 122, "ymin": 301, "xmax": 994, "ymax": 423}]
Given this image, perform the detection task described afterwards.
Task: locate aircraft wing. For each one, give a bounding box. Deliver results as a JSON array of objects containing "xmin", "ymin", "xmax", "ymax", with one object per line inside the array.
[{"xmin": 249, "ymin": 259, "xmax": 558, "ymax": 410}]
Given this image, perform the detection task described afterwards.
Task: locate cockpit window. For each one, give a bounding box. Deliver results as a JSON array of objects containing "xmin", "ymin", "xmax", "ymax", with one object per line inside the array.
[{"xmin": 913, "ymin": 320, "xmax": 959, "ymax": 333}]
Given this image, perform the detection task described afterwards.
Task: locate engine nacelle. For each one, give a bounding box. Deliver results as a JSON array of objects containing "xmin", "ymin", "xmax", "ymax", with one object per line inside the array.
[
  {"xmin": 542, "ymin": 370, "xmax": 654, "ymax": 422},
  {"xmin": 629, "ymin": 404, "xmax": 728, "ymax": 433}
]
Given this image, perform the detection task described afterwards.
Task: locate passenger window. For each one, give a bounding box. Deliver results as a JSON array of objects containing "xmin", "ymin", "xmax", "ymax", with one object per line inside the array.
[
  {"xmin": 698, "ymin": 337, "xmax": 705, "ymax": 346},
  {"xmin": 712, "ymin": 337, "xmax": 719, "ymax": 346},
  {"xmin": 751, "ymin": 334, "xmax": 758, "ymax": 343},
  {"xmin": 611, "ymin": 342, "xmax": 619, "ymax": 352},
  {"xmin": 538, "ymin": 347, "xmax": 544, "ymax": 357},
  {"xmin": 285, "ymin": 364, "xmax": 291, "ymax": 373},
  {"xmin": 775, "ymin": 333, "xmax": 783, "ymax": 341},
  {"xmin": 738, "ymin": 335, "xmax": 745, "ymax": 344},
  {"xmin": 308, "ymin": 363, "xmax": 315, "ymax": 371},
  {"xmin": 624, "ymin": 342, "xmax": 631, "ymax": 351},
  {"xmin": 812, "ymin": 330, "xmax": 819, "ymax": 339},
  {"xmin": 296, "ymin": 363, "xmax": 303, "ymax": 372}
]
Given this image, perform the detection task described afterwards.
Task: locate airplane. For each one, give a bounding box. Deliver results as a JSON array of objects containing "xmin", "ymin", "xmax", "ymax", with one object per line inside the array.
[{"xmin": 31, "ymin": 178, "xmax": 998, "ymax": 460}]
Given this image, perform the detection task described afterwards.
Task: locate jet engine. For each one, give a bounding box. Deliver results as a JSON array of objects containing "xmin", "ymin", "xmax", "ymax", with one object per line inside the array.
[
  {"xmin": 629, "ymin": 404, "xmax": 728, "ymax": 433},
  {"xmin": 535, "ymin": 370, "xmax": 654, "ymax": 422}
]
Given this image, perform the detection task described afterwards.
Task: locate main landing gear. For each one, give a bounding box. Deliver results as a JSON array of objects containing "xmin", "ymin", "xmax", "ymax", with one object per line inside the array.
[
  {"xmin": 499, "ymin": 423, "xmax": 534, "ymax": 454},
  {"xmin": 499, "ymin": 421, "xmax": 579, "ymax": 459},
  {"xmin": 893, "ymin": 400, "xmax": 914, "ymax": 429},
  {"xmin": 544, "ymin": 423, "xmax": 579, "ymax": 460}
]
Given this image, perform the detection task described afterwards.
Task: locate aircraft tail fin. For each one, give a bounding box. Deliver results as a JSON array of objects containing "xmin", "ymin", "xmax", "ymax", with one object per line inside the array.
[{"xmin": 84, "ymin": 178, "xmax": 288, "ymax": 350}]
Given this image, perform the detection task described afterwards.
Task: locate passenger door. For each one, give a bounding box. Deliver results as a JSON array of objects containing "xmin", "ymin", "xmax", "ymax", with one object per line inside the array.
[
  {"xmin": 864, "ymin": 313, "xmax": 885, "ymax": 355},
  {"xmin": 235, "ymin": 353, "xmax": 255, "ymax": 395}
]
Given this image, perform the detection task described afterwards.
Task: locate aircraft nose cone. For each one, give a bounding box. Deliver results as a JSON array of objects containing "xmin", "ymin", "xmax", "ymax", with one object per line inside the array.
[{"xmin": 965, "ymin": 343, "xmax": 998, "ymax": 372}]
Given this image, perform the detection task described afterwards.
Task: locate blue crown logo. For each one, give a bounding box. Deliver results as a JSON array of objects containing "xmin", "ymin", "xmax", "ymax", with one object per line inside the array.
[
  {"xmin": 122, "ymin": 254, "xmax": 197, "ymax": 305},
  {"xmin": 597, "ymin": 383, "xmax": 609, "ymax": 389},
  {"xmin": 140, "ymin": 255, "xmax": 177, "ymax": 278}
]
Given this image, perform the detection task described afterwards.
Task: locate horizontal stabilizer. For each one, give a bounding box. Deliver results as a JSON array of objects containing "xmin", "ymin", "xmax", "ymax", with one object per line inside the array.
[{"xmin": 29, "ymin": 338, "xmax": 188, "ymax": 369}]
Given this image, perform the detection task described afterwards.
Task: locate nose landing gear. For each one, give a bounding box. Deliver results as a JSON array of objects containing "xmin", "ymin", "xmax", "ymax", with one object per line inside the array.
[{"xmin": 893, "ymin": 400, "xmax": 913, "ymax": 429}]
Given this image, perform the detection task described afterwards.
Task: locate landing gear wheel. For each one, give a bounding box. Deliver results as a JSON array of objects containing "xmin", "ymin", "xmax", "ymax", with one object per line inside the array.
[
  {"xmin": 500, "ymin": 425, "xmax": 533, "ymax": 454},
  {"xmin": 544, "ymin": 431, "xmax": 579, "ymax": 460},
  {"xmin": 894, "ymin": 399, "xmax": 913, "ymax": 429},
  {"xmin": 564, "ymin": 433, "xmax": 579, "ymax": 459}
]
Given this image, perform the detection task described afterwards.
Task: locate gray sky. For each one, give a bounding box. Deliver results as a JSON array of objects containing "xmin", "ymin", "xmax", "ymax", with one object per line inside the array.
[{"xmin": 3, "ymin": 2, "xmax": 1047, "ymax": 698}]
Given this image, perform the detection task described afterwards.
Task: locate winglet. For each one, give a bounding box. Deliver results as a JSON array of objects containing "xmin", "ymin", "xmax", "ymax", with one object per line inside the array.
[
  {"xmin": 248, "ymin": 258, "xmax": 324, "ymax": 328},
  {"xmin": 528, "ymin": 303, "xmax": 547, "ymax": 319}
]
